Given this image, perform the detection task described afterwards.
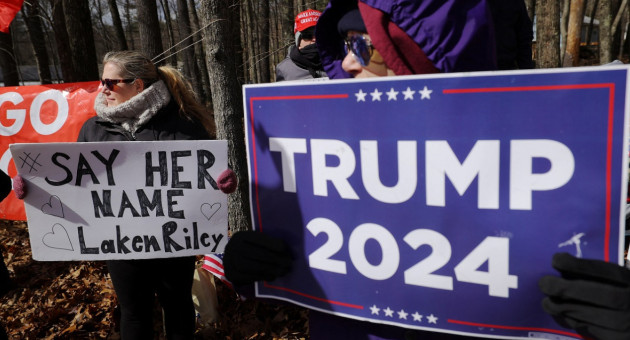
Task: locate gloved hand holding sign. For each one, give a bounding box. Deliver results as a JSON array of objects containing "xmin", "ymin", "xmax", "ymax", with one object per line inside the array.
[{"xmin": 539, "ymin": 252, "xmax": 630, "ymax": 340}]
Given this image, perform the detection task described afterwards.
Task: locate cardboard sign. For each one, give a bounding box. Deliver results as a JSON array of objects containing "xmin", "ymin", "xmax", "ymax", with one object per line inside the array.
[
  {"xmin": 243, "ymin": 67, "xmax": 629, "ymax": 339},
  {"xmin": 10, "ymin": 140, "xmax": 228, "ymax": 261},
  {"xmin": 0, "ymin": 81, "xmax": 99, "ymax": 220}
]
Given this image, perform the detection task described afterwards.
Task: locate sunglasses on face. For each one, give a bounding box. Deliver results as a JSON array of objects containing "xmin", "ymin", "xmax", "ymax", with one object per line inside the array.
[
  {"xmin": 344, "ymin": 34, "xmax": 374, "ymax": 67},
  {"xmin": 100, "ymin": 78, "xmax": 135, "ymax": 91}
]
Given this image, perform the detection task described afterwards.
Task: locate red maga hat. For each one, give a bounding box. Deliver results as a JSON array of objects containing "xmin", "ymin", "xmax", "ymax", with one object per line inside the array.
[{"xmin": 294, "ymin": 9, "xmax": 322, "ymax": 34}]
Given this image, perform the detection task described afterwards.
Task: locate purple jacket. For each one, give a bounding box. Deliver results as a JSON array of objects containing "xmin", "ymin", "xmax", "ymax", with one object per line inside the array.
[{"xmin": 315, "ymin": 0, "xmax": 497, "ymax": 79}]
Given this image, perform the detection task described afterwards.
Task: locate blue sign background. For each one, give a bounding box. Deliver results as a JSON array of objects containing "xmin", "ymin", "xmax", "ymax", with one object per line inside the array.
[{"xmin": 243, "ymin": 68, "xmax": 629, "ymax": 339}]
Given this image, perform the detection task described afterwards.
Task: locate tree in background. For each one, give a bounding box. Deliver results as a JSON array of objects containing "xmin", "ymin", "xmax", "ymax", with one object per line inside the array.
[
  {"xmin": 0, "ymin": 29, "xmax": 20, "ymax": 86},
  {"xmin": 107, "ymin": 0, "xmax": 128, "ymax": 51},
  {"xmin": 201, "ymin": 0, "xmax": 251, "ymax": 233},
  {"xmin": 536, "ymin": 0, "xmax": 561, "ymax": 67},
  {"xmin": 176, "ymin": 0, "xmax": 204, "ymax": 98},
  {"xmin": 62, "ymin": 0, "xmax": 98, "ymax": 81},
  {"xmin": 48, "ymin": 0, "xmax": 74, "ymax": 82},
  {"xmin": 22, "ymin": 0, "xmax": 52, "ymax": 84},
  {"xmin": 136, "ymin": 0, "xmax": 163, "ymax": 61}
]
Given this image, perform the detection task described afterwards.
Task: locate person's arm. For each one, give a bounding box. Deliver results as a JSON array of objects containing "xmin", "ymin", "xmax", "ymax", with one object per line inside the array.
[
  {"xmin": 539, "ymin": 252, "xmax": 630, "ymax": 339},
  {"xmin": 276, "ymin": 64, "xmax": 286, "ymax": 82}
]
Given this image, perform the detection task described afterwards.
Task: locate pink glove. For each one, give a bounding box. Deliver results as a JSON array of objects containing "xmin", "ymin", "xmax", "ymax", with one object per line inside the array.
[
  {"xmin": 13, "ymin": 175, "xmax": 26, "ymax": 199},
  {"xmin": 217, "ymin": 169, "xmax": 237, "ymax": 194}
]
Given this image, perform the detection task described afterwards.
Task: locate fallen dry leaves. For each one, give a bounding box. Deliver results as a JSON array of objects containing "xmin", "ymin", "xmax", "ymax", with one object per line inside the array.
[{"xmin": 0, "ymin": 220, "xmax": 308, "ymax": 339}]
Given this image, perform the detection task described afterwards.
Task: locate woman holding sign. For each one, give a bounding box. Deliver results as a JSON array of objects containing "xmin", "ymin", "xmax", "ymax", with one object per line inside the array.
[{"xmin": 78, "ymin": 51, "xmax": 214, "ymax": 340}]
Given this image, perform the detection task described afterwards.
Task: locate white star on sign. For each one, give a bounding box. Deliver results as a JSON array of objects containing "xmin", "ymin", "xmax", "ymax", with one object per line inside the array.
[
  {"xmin": 370, "ymin": 88, "xmax": 383, "ymax": 101},
  {"xmin": 386, "ymin": 88, "xmax": 399, "ymax": 101},
  {"xmin": 370, "ymin": 305, "xmax": 380, "ymax": 315},
  {"xmin": 355, "ymin": 89, "xmax": 367, "ymax": 102},
  {"xmin": 402, "ymin": 87, "xmax": 415, "ymax": 100},
  {"xmin": 384, "ymin": 307, "xmax": 394, "ymax": 317},
  {"xmin": 397, "ymin": 309, "xmax": 408, "ymax": 320},
  {"xmin": 412, "ymin": 312, "xmax": 423, "ymax": 322},
  {"xmin": 419, "ymin": 86, "xmax": 433, "ymax": 99},
  {"xmin": 427, "ymin": 314, "xmax": 438, "ymax": 324}
]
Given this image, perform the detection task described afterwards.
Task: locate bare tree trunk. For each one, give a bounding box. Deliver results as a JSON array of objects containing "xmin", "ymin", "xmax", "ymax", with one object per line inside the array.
[
  {"xmin": 137, "ymin": 0, "xmax": 164, "ymax": 61},
  {"xmin": 612, "ymin": 0, "xmax": 629, "ymax": 36},
  {"xmin": 108, "ymin": 0, "xmax": 128, "ymax": 50},
  {"xmin": 62, "ymin": 0, "xmax": 99, "ymax": 81},
  {"xmin": 560, "ymin": 0, "xmax": 570, "ymax": 61},
  {"xmin": 259, "ymin": 0, "xmax": 270, "ymax": 82},
  {"xmin": 0, "ymin": 30, "xmax": 20, "ymax": 86},
  {"xmin": 200, "ymin": 0, "xmax": 251, "ymax": 233},
  {"xmin": 536, "ymin": 0, "xmax": 561, "ymax": 68},
  {"xmin": 158, "ymin": 0, "xmax": 178, "ymax": 66},
  {"xmin": 230, "ymin": 0, "xmax": 245, "ymax": 85},
  {"xmin": 22, "ymin": 0, "xmax": 52, "ymax": 84},
  {"xmin": 49, "ymin": 0, "xmax": 75, "ymax": 82},
  {"xmin": 599, "ymin": 0, "xmax": 613, "ymax": 63},
  {"xmin": 175, "ymin": 0, "xmax": 203, "ymax": 97},
  {"xmin": 244, "ymin": 0, "xmax": 257, "ymax": 83},
  {"xmin": 188, "ymin": 0, "xmax": 212, "ymax": 103},
  {"xmin": 564, "ymin": 0, "xmax": 586, "ymax": 66}
]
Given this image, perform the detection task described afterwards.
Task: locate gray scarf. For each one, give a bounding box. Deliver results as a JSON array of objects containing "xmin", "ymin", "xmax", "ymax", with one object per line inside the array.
[{"xmin": 93, "ymin": 80, "xmax": 171, "ymax": 133}]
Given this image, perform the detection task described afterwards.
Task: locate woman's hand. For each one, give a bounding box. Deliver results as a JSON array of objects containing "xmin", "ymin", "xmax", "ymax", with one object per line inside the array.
[
  {"xmin": 217, "ymin": 169, "xmax": 237, "ymax": 194},
  {"xmin": 13, "ymin": 175, "xmax": 26, "ymax": 199}
]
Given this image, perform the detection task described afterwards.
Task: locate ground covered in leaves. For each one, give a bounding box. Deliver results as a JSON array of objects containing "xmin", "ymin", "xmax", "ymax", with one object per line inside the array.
[{"xmin": 0, "ymin": 220, "xmax": 309, "ymax": 339}]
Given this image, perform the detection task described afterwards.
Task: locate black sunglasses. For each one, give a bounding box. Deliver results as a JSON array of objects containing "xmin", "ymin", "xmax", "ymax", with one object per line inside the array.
[
  {"xmin": 344, "ymin": 34, "xmax": 374, "ymax": 67},
  {"xmin": 101, "ymin": 78, "xmax": 135, "ymax": 91}
]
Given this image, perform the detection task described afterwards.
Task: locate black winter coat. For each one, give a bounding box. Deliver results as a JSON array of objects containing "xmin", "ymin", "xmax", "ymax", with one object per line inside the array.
[{"xmin": 78, "ymin": 100, "xmax": 210, "ymax": 142}]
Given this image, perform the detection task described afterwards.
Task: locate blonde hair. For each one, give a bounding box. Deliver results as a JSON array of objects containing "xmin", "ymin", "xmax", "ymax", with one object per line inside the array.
[{"xmin": 102, "ymin": 51, "xmax": 216, "ymax": 138}]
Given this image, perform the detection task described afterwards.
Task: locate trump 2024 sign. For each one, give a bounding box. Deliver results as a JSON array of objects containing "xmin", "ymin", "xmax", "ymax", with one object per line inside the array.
[{"xmin": 243, "ymin": 67, "xmax": 629, "ymax": 339}]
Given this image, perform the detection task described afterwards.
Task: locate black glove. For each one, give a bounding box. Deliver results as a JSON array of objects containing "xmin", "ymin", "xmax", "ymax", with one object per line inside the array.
[
  {"xmin": 0, "ymin": 170, "xmax": 10, "ymax": 202},
  {"xmin": 539, "ymin": 252, "xmax": 630, "ymax": 340},
  {"xmin": 223, "ymin": 230, "xmax": 292, "ymax": 286}
]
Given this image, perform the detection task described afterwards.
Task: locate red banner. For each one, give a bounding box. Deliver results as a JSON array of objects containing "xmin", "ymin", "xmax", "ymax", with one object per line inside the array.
[
  {"xmin": 0, "ymin": 81, "xmax": 99, "ymax": 220},
  {"xmin": 0, "ymin": 0, "xmax": 24, "ymax": 33}
]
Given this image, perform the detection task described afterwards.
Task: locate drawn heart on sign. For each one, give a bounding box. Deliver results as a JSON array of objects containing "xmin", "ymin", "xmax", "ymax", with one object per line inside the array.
[
  {"xmin": 42, "ymin": 224, "xmax": 74, "ymax": 251},
  {"xmin": 200, "ymin": 203, "xmax": 221, "ymax": 221},
  {"xmin": 41, "ymin": 195, "xmax": 64, "ymax": 218}
]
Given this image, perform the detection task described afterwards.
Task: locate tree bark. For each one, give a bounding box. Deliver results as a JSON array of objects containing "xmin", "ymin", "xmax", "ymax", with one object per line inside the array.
[
  {"xmin": 107, "ymin": 0, "xmax": 128, "ymax": 51},
  {"xmin": 599, "ymin": 0, "xmax": 613, "ymax": 63},
  {"xmin": 536, "ymin": 0, "xmax": 561, "ymax": 68},
  {"xmin": 62, "ymin": 0, "xmax": 99, "ymax": 81},
  {"xmin": 0, "ymin": 30, "xmax": 20, "ymax": 86},
  {"xmin": 137, "ymin": 0, "xmax": 164, "ymax": 61},
  {"xmin": 560, "ymin": 0, "xmax": 570, "ymax": 61},
  {"xmin": 22, "ymin": 0, "xmax": 52, "ymax": 84},
  {"xmin": 258, "ymin": 0, "xmax": 270, "ymax": 82},
  {"xmin": 200, "ymin": 0, "xmax": 251, "ymax": 233},
  {"xmin": 564, "ymin": 0, "xmax": 586, "ymax": 66},
  {"xmin": 48, "ymin": 0, "xmax": 75, "ymax": 82}
]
